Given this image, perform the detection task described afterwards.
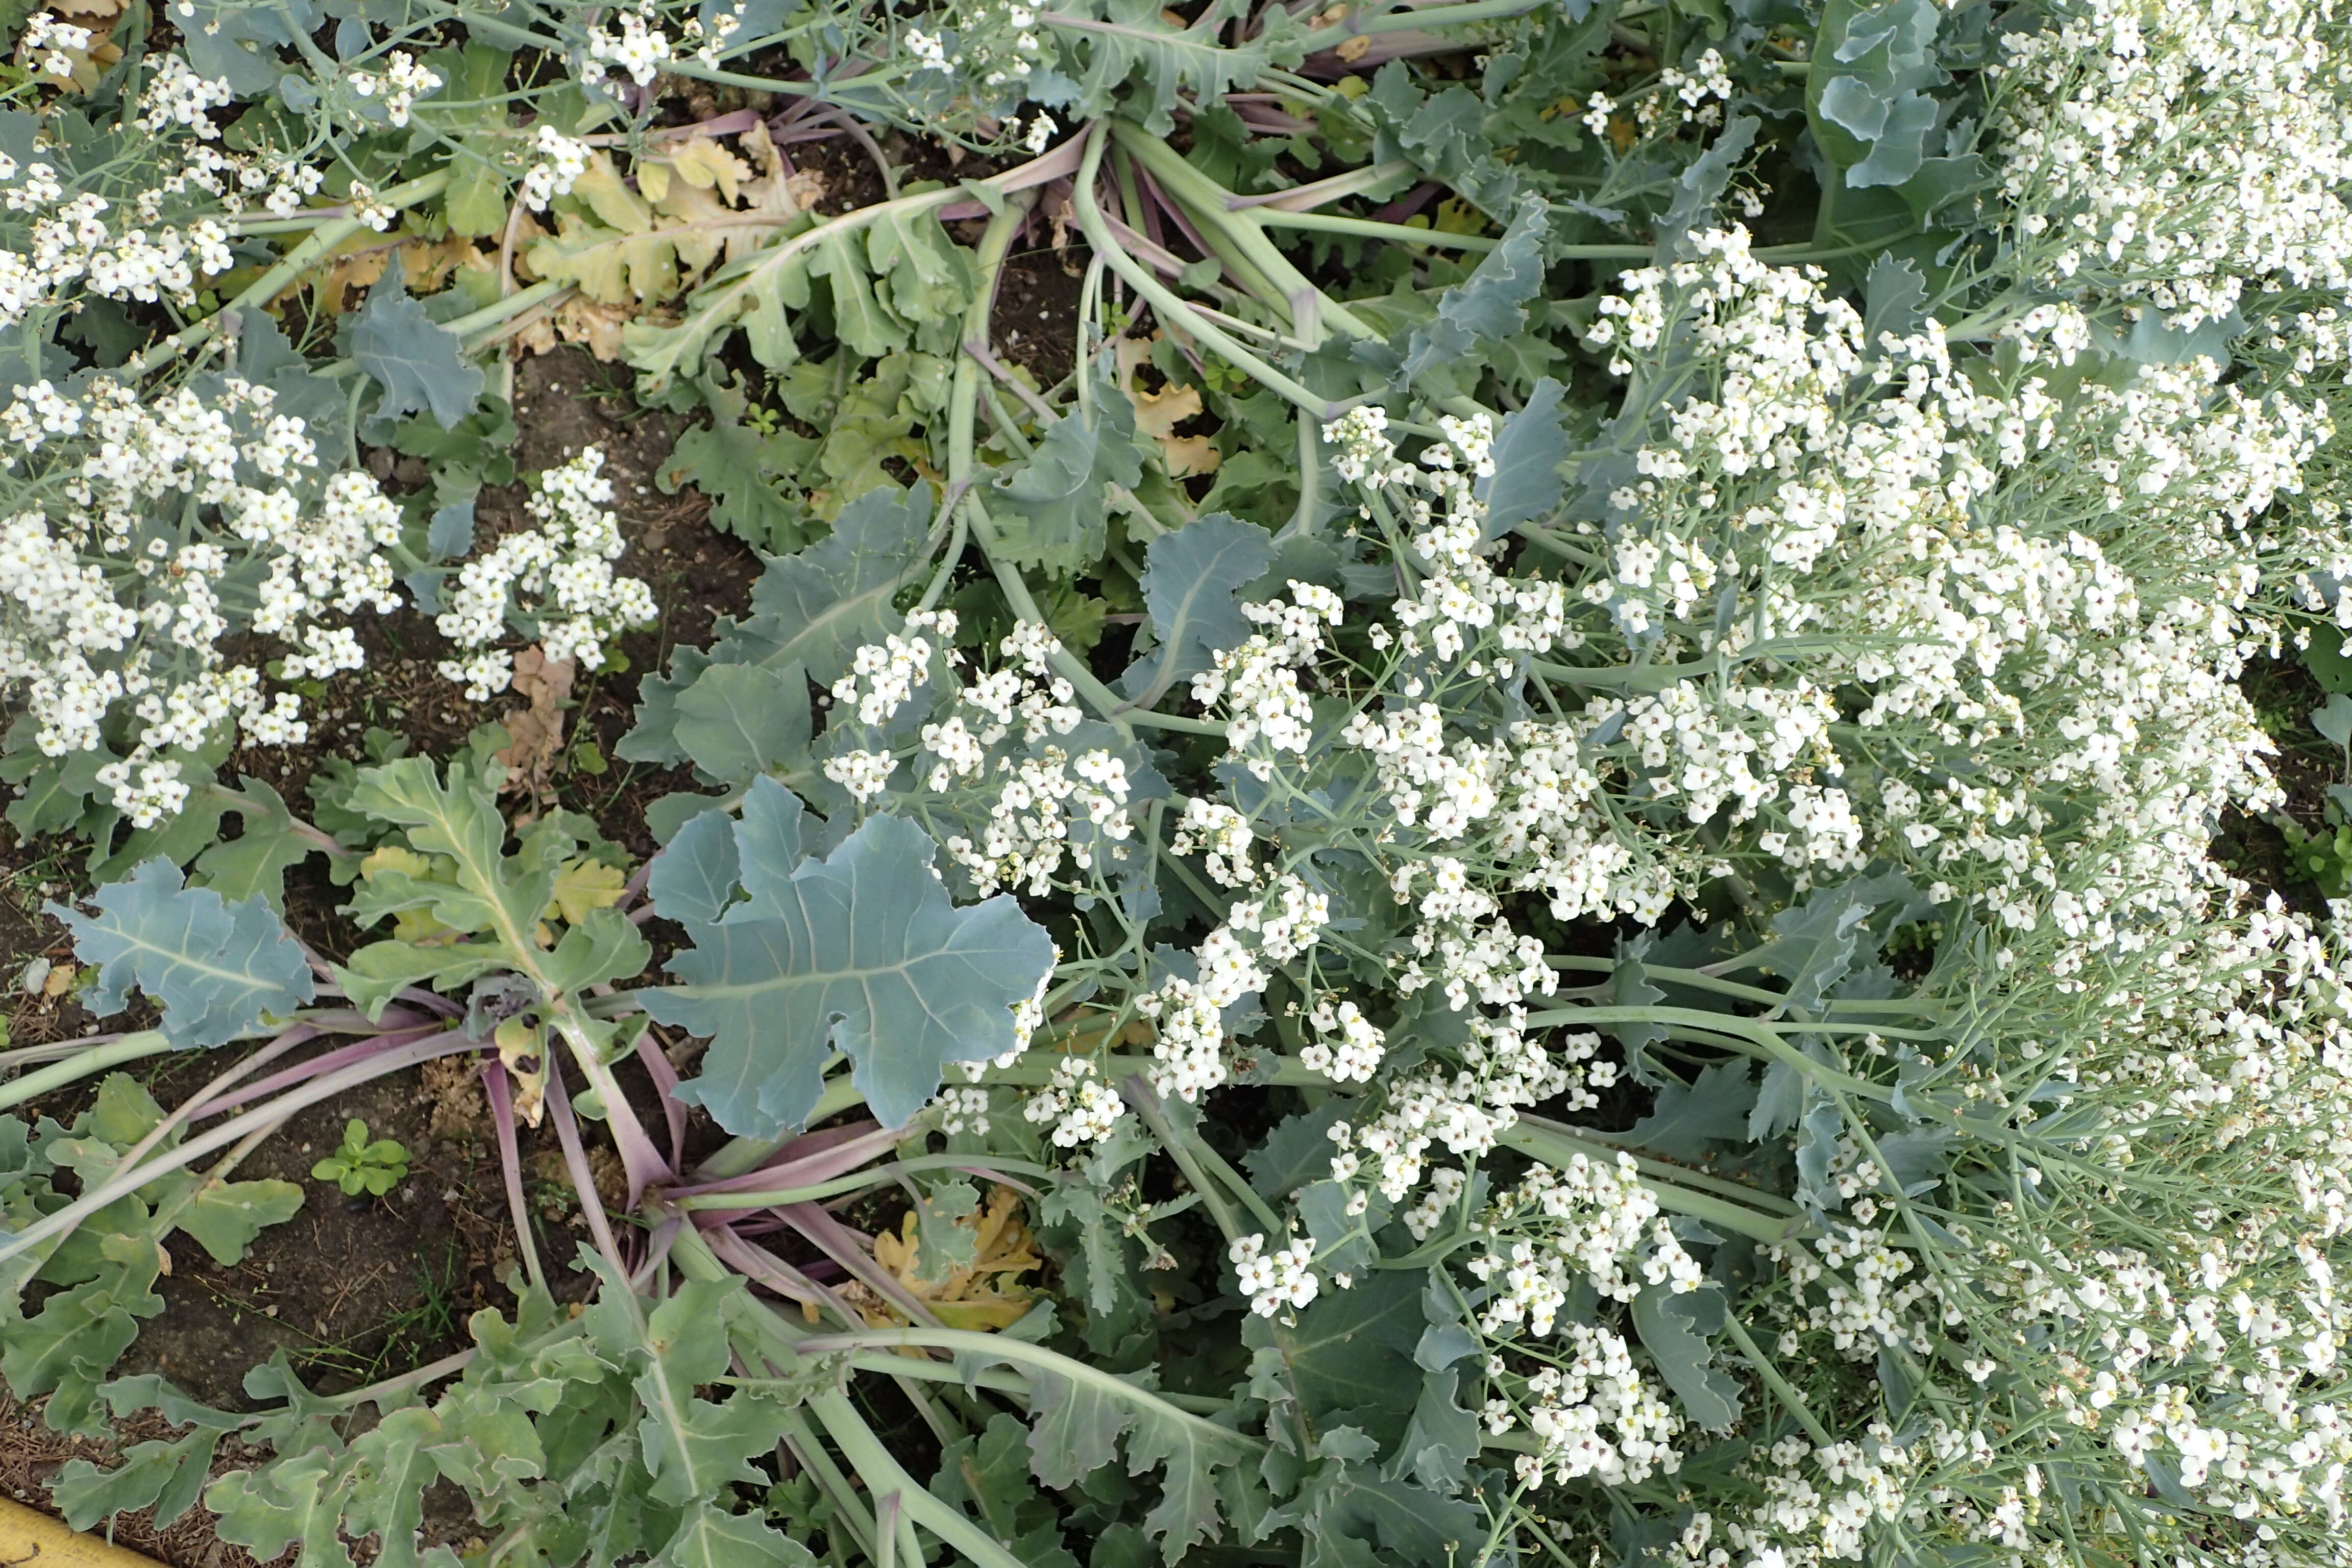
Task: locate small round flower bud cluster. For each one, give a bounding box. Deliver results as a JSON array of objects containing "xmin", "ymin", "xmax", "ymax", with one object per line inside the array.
[
  {"xmin": 435, "ymin": 448, "xmax": 657, "ymax": 699},
  {"xmin": 1022, "ymin": 1057, "xmax": 1126, "ymax": 1147},
  {"xmin": 1230, "ymin": 1231, "xmax": 1319, "ymax": 1317}
]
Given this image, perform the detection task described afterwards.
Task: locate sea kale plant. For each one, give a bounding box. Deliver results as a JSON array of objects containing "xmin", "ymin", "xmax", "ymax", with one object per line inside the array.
[{"xmin": 6, "ymin": 0, "xmax": 2352, "ymax": 1564}]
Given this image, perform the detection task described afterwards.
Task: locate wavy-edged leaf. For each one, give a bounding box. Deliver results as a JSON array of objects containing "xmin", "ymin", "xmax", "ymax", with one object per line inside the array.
[
  {"xmin": 1631, "ymin": 1285, "xmax": 1741, "ymax": 1433},
  {"xmin": 46, "ymin": 858, "xmax": 314, "ymax": 1049},
  {"xmin": 988, "ymin": 381, "xmax": 1142, "ymax": 577},
  {"xmin": 206, "ymin": 1451, "xmax": 354, "ymax": 1568},
  {"xmin": 718, "ymin": 481, "xmax": 933, "ymax": 687},
  {"xmin": 671, "ymin": 662, "xmax": 812, "ymax": 789},
  {"xmin": 1377, "ymin": 196, "xmax": 1553, "ymax": 385},
  {"xmin": 176, "ymin": 1175, "xmax": 304, "ymax": 1266},
  {"xmin": 644, "ymin": 779, "xmax": 1054, "ymax": 1134},
  {"xmin": 350, "ymin": 255, "xmax": 483, "ymax": 431},
  {"xmin": 1062, "ymin": 0, "xmax": 1306, "ymax": 135},
  {"xmin": 660, "ymin": 410, "xmax": 816, "ymax": 553},
  {"xmin": 55, "ymin": 1429, "xmax": 223, "ymax": 1531},
  {"xmin": 1118, "ymin": 512, "xmax": 1277, "ymax": 700},
  {"xmin": 657, "ymin": 1503, "xmax": 817, "ymax": 1568}
]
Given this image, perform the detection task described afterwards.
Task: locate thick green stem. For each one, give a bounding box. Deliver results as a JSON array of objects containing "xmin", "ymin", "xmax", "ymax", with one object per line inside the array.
[
  {"xmin": 129, "ymin": 170, "xmax": 452, "ymax": 378},
  {"xmin": 1070, "ymin": 131, "xmax": 1350, "ymax": 419},
  {"xmin": 0, "ymin": 1030, "xmax": 176, "ymax": 1114},
  {"xmin": 674, "ymin": 1154, "xmax": 1054, "ymax": 1212},
  {"xmin": 798, "ymin": 1327, "xmax": 1267, "ymax": 1455},
  {"xmin": 1253, "ymin": 208, "xmax": 1501, "ymax": 251},
  {"xmin": 1718, "ymin": 1306, "xmax": 1834, "ymax": 1446},
  {"xmin": 810, "ymin": 1389, "xmax": 1036, "ymax": 1568},
  {"xmin": 1500, "ymin": 1120, "xmax": 1806, "ymax": 1245},
  {"xmin": 1296, "ymin": 0, "xmax": 1546, "ymax": 51}
]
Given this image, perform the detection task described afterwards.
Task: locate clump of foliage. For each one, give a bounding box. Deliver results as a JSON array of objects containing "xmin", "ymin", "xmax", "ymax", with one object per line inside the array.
[{"xmin": 5, "ymin": 0, "xmax": 2352, "ymax": 1565}]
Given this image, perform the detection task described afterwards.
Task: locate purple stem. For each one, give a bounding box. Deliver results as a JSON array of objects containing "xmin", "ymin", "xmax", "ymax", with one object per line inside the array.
[
  {"xmin": 762, "ymin": 1202, "xmax": 941, "ymax": 1327},
  {"xmin": 1139, "ymin": 165, "xmax": 1220, "ymax": 270},
  {"xmin": 545, "ymin": 1061, "xmax": 633, "ymax": 1283},
  {"xmin": 706, "ymin": 1224, "xmax": 861, "ymax": 1325},
  {"xmin": 193, "ymin": 1026, "xmax": 451, "ymax": 1118},
  {"xmin": 583, "ymin": 1033, "xmax": 672, "ymax": 1209},
  {"xmin": 633, "ymin": 1030, "xmax": 688, "ymax": 1175},
  {"xmin": 667, "ymin": 1123, "xmax": 897, "ymax": 1200},
  {"xmin": 1101, "ymin": 214, "xmax": 1193, "ymax": 279},
  {"xmin": 1130, "ymin": 154, "xmax": 1168, "ymax": 250},
  {"xmin": 485, "ymin": 1061, "xmax": 548, "ymax": 1297},
  {"xmin": 1374, "ymin": 181, "xmax": 1442, "ymax": 226}
]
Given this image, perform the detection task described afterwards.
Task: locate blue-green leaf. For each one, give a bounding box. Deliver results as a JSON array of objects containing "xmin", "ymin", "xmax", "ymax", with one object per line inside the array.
[
  {"xmin": 350, "ymin": 255, "xmax": 484, "ymax": 431},
  {"xmin": 1118, "ymin": 513, "xmax": 1276, "ymax": 701},
  {"xmin": 644, "ymin": 779, "xmax": 1054, "ymax": 1133},
  {"xmin": 988, "ymin": 381, "xmax": 1142, "ymax": 577},
  {"xmin": 55, "ymin": 1430, "xmax": 224, "ymax": 1531},
  {"xmin": 1631, "ymin": 1285, "xmax": 1741, "ymax": 1433},
  {"xmin": 1386, "ymin": 196, "xmax": 1553, "ymax": 384},
  {"xmin": 1476, "ymin": 376, "xmax": 1567, "ymax": 540},
  {"xmin": 671, "ymin": 662, "xmax": 812, "ymax": 788},
  {"xmin": 657, "ymin": 1503, "xmax": 818, "ymax": 1568},
  {"xmin": 47, "ymin": 859, "xmax": 314, "ymax": 1049},
  {"xmin": 718, "ymin": 482, "xmax": 933, "ymax": 686}
]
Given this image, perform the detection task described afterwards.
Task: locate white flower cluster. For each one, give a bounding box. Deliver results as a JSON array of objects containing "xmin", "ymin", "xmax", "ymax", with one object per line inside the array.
[
  {"xmin": 348, "ymin": 50, "xmax": 443, "ymax": 128},
  {"xmin": 832, "ymin": 607, "xmax": 952, "ymax": 728},
  {"xmin": 1327, "ymin": 1022, "xmax": 1595, "ymax": 1213},
  {"xmin": 1300, "ymin": 996, "xmax": 1383, "ymax": 1083},
  {"xmin": 1561, "ymin": 226, "xmax": 2325, "ymax": 936},
  {"xmin": 1230, "ymin": 1230, "xmax": 1319, "ymax": 1317},
  {"xmin": 1636, "ymin": 45, "xmax": 1734, "ymax": 133},
  {"xmin": 1467, "ymin": 1154, "xmax": 1700, "ymax": 1333},
  {"xmin": 1190, "ymin": 580, "xmax": 1341, "ymax": 779},
  {"xmin": 0, "ymin": 376, "xmax": 405, "ymax": 825},
  {"xmin": 0, "ymin": 166, "xmax": 238, "ymax": 329},
  {"xmin": 1135, "ymin": 973, "xmax": 1233, "ymax": 1103},
  {"xmin": 581, "ymin": 4, "xmax": 676, "ymax": 85},
  {"xmin": 135, "ymin": 55, "xmax": 234, "ymax": 137},
  {"xmin": 1713, "ymin": 897, "xmax": 2352, "ymax": 1565},
  {"xmin": 21, "ymin": 12, "xmax": 89, "ymax": 78},
  {"xmin": 1988, "ymin": 0, "xmax": 2352, "ymax": 329},
  {"xmin": 1168, "ymin": 795, "xmax": 1258, "ymax": 886},
  {"xmin": 435, "ymin": 448, "xmax": 657, "ymax": 699},
  {"xmin": 902, "ymin": 0, "xmax": 1044, "ymax": 93},
  {"xmin": 521, "ymin": 127, "xmax": 592, "ymax": 212},
  {"xmin": 1490, "ymin": 1327, "xmax": 1684, "ymax": 1488},
  {"xmin": 1022, "ymin": 1056, "xmax": 1127, "ymax": 1147}
]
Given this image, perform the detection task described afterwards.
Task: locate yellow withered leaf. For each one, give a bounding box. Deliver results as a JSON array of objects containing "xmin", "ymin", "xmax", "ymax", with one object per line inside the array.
[
  {"xmin": 664, "ymin": 136, "xmax": 753, "ymax": 206},
  {"xmin": 866, "ymin": 1185, "xmax": 1044, "ymax": 1333},
  {"xmin": 545, "ymin": 858, "xmax": 627, "ymax": 927}
]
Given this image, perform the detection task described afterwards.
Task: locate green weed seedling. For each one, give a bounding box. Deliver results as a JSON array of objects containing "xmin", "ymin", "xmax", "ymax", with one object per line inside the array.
[{"xmin": 311, "ymin": 1119, "xmax": 412, "ymax": 1198}]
